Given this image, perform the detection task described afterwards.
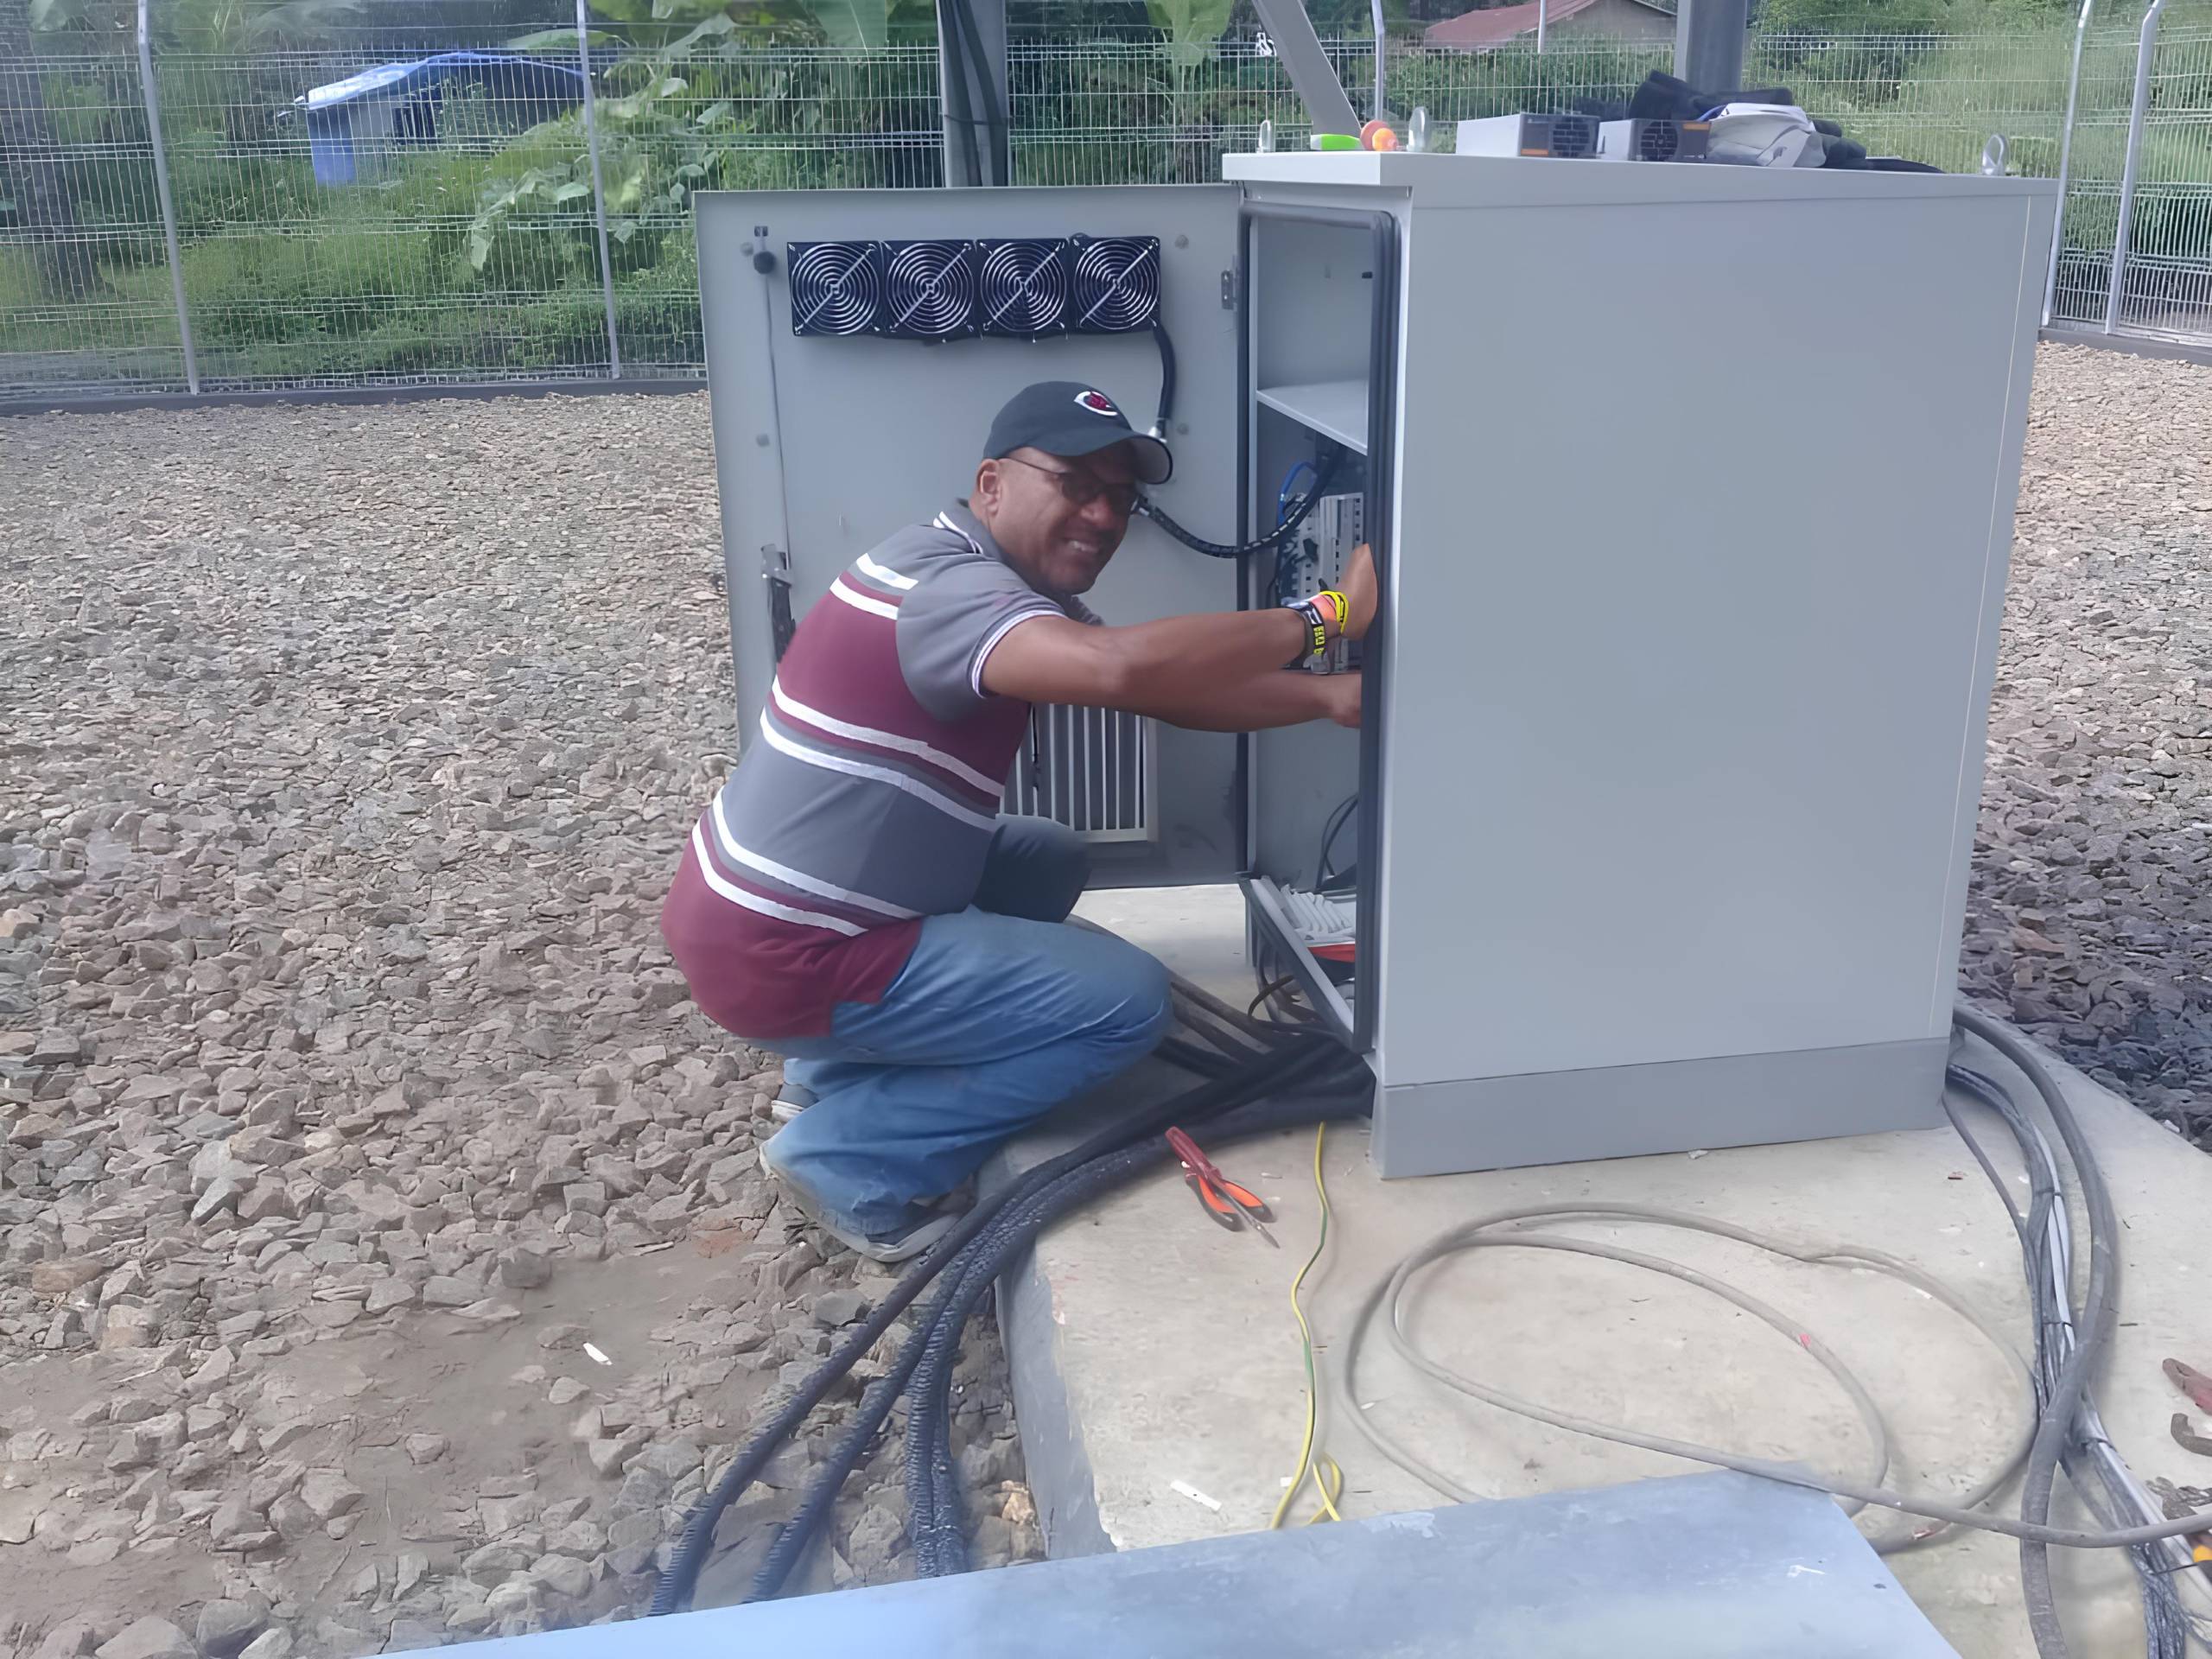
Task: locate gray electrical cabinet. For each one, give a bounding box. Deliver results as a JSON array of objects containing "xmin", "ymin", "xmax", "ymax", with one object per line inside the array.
[{"xmin": 696, "ymin": 152, "xmax": 2054, "ymax": 1179}]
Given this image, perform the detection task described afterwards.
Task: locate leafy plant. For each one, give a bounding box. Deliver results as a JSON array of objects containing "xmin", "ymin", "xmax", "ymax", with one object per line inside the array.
[
  {"xmin": 1147, "ymin": 0, "xmax": 1234, "ymax": 67},
  {"xmin": 465, "ymin": 28, "xmax": 939, "ymax": 276}
]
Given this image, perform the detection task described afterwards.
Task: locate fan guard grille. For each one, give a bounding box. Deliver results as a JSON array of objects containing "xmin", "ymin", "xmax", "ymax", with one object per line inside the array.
[
  {"xmin": 881, "ymin": 239, "xmax": 976, "ymax": 338},
  {"xmin": 978, "ymin": 238, "xmax": 1070, "ymax": 336},
  {"xmin": 788, "ymin": 240, "xmax": 880, "ymax": 337},
  {"xmin": 1070, "ymin": 236, "xmax": 1160, "ymax": 334}
]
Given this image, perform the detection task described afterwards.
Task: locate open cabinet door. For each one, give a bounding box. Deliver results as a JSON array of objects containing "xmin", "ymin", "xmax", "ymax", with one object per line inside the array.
[{"xmin": 696, "ymin": 184, "xmax": 1245, "ymax": 888}]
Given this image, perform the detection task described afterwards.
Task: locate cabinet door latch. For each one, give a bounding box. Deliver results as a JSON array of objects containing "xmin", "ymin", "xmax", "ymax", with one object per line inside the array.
[{"xmin": 761, "ymin": 545, "xmax": 796, "ymax": 662}]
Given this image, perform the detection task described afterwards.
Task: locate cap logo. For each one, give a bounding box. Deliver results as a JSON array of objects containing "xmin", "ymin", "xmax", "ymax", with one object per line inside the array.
[{"xmin": 1074, "ymin": 390, "xmax": 1119, "ymax": 417}]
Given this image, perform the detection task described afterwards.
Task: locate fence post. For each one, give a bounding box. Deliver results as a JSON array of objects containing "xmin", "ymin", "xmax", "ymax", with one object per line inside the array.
[
  {"xmin": 573, "ymin": 0, "xmax": 624, "ymax": 378},
  {"xmin": 2104, "ymin": 0, "xmax": 2165, "ymax": 334},
  {"xmin": 1370, "ymin": 0, "xmax": 1388, "ymax": 113},
  {"xmin": 2041, "ymin": 0, "xmax": 2094, "ymax": 327},
  {"xmin": 136, "ymin": 0, "xmax": 197, "ymax": 394},
  {"xmin": 1676, "ymin": 0, "xmax": 1750, "ymax": 99}
]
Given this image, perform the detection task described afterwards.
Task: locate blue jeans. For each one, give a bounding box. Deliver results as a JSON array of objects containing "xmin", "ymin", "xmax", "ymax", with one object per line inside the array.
[{"xmin": 761, "ymin": 817, "xmax": 1173, "ymax": 1237}]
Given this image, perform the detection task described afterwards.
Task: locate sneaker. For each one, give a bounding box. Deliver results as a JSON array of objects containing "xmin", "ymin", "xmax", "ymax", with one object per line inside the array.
[
  {"xmin": 758, "ymin": 1141, "xmax": 967, "ymax": 1264},
  {"xmin": 768, "ymin": 1080, "xmax": 817, "ymax": 1123}
]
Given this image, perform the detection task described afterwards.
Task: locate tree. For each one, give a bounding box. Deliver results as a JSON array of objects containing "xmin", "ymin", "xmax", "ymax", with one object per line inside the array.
[
  {"xmin": 0, "ymin": 0, "xmax": 97, "ymax": 295},
  {"xmin": 29, "ymin": 0, "xmax": 366, "ymax": 49},
  {"xmin": 566, "ymin": 0, "xmax": 931, "ymax": 50}
]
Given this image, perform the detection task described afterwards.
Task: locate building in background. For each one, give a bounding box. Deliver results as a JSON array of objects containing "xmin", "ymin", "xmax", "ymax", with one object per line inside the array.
[{"xmin": 1423, "ymin": 0, "xmax": 1675, "ymax": 51}]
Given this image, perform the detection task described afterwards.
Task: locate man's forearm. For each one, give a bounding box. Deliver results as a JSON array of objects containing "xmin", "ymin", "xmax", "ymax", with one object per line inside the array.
[
  {"xmin": 1096, "ymin": 607, "xmax": 1313, "ymax": 699},
  {"xmin": 983, "ymin": 594, "xmax": 1357, "ymax": 717},
  {"xmin": 1118, "ymin": 665, "xmax": 1349, "ymax": 732}
]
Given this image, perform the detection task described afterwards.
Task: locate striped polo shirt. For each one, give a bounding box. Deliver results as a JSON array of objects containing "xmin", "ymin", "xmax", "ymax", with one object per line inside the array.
[{"xmin": 660, "ymin": 502, "xmax": 1091, "ymax": 1039}]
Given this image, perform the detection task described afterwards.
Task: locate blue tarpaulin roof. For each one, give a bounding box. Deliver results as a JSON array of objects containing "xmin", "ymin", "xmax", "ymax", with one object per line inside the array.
[
  {"xmin": 296, "ymin": 52, "xmax": 587, "ymax": 186},
  {"xmin": 300, "ymin": 51, "xmax": 587, "ymax": 111}
]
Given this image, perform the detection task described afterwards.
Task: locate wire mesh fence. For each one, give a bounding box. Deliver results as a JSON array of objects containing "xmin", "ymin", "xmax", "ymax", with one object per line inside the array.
[
  {"xmin": 155, "ymin": 48, "xmax": 609, "ymax": 388},
  {"xmin": 5, "ymin": 18, "xmax": 2211, "ymax": 405},
  {"xmin": 2111, "ymin": 22, "xmax": 2212, "ymax": 339},
  {"xmin": 0, "ymin": 48, "xmax": 192, "ymax": 397}
]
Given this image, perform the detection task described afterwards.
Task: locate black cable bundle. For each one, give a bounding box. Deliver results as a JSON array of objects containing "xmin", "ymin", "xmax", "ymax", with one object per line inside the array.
[
  {"xmin": 1136, "ymin": 443, "xmax": 1343, "ymax": 562},
  {"xmin": 649, "ymin": 982, "xmax": 1370, "ymax": 1615}
]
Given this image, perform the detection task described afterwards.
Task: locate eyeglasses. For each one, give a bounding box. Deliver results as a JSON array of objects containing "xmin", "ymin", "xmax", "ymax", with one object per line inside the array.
[{"xmin": 1001, "ymin": 454, "xmax": 1141, "ymax": 518}]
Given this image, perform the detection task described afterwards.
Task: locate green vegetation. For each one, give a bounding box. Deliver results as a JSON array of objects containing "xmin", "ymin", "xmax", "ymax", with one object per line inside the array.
[{"xmin": 4, "ymin": 0, "xmax": 2210, "ymax": 391}]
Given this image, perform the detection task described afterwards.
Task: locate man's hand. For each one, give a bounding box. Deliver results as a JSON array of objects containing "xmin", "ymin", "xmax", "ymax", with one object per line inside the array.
[
  {"xmin": 1338, "ymin": 543, "xmax": 1377, "ymax": 642},
  {"xmin": 1319, "ymin": 671, "xmax": 1361, "ymax": 728}
]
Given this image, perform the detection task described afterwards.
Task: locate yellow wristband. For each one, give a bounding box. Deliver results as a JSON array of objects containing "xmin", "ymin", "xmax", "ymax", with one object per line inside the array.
[{"xmin": 1316, "ymin": 590, "xmax": 1348, "ymax": 636}]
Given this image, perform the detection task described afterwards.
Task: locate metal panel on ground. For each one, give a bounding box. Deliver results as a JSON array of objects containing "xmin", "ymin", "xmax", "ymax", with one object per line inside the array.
[{"xmin": 399, "ymin": 1473, "xmax": 1956, "ymax": 1657}]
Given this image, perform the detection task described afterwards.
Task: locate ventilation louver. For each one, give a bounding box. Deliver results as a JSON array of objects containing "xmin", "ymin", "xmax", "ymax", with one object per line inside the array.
[
  {"xmin": 1546, "ymin": 114, "xmax": 1599, "ymax": 160},
  {"xmin": 1596, "ymin": 118, "xmax": 1713, "ymax": 163}
]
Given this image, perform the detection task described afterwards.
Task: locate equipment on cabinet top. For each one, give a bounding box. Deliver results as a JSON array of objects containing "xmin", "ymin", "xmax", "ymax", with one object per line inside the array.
[
  {"xmin": 1596, "ymin": 118, "xmax": 1712, "ymax": 163},
  {"xmin": 1455, "ymin": 113, "xmax": 1599, "ymax": 161},
  {"xmin": 787, "ymin": 234, "xmax": 1161, "ymax": 340}
]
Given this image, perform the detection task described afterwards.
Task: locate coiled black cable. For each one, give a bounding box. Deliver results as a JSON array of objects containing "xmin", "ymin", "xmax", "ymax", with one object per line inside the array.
[
  {"xmin": 1136, "ymin": 444, "xmax": 1342, "ymax": 561},
  {"xmin": 649, "ymin": 1005, "xmax": 1362, "ymax": 1615},
  {"xmin": 907, "ymin": 1061, "xmax": 1377, "ymax": 1579},
  {"xmin": 736, "ymin": 1038, "xmax": 1344, "ymax": 1602},
  {"xmin": 906, "ymin": 1150, "xmax": 1129, "ymax": 1576}
]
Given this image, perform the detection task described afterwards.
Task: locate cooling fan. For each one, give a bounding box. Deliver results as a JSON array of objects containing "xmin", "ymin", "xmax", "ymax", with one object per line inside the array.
[
  {"xmin": 976, "ymin": 238, "xmax": 1071, "ymax": 336},
  {"xmin": 1069, "ymin": 235, "xmax": 1160, "ymax": 334},
  {"xmin": 787, "ymin": 239, "xmax": 881, "ymax": 337},
  {"xmin": 880, "ymin": 238, "xmax": 979, "ymax": 339},
  {"xmin": 788, "ymin": 231, "xmax": 1163, "ymax": 340}
]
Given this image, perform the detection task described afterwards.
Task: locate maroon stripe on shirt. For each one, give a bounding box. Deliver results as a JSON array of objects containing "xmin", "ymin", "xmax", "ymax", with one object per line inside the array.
[
  {"xmin": 778, "ymin": 600, "xmax": 1033, "ymax": 776},
  {"xmin": 660, "ymin": 835, "xmax": 917, "ymax": 1040},
  {"xmin": 693, "ymin": 812, "xmax": 907, "ymax": 931},
  {"xmin": 763, "ymin": 701, "xmax": 1003, "ymax": 810}
]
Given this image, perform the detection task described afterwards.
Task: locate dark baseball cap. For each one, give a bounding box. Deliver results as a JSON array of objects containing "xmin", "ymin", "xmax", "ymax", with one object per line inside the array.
[{"xmin": 983, "ymin": 381, "xmax": 1173, "ymax": 486}]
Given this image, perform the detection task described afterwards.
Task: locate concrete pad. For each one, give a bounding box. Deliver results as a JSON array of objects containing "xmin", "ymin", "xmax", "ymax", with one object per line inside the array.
[{"xmin": 999, "ymin": 885, "xmax": 2212, "ymax": 1659}]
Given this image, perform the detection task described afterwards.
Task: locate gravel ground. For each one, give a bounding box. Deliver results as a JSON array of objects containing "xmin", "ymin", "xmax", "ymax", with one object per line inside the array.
[
  {"xmin": 1, "ymin": 340, "xmax": 2206, "ymax": 1656},
  {"xmin": 0, "ymin": 394, "xmax": 1036, "ymax": 1659},
  {"xmin": 1959, "ymin": 344, "xmax": 2212, "ymax": 1149}
]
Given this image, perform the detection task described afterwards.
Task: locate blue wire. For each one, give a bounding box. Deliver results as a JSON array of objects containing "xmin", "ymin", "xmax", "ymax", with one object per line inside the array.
[{"xmin": 1272, "ymin": 461, "xmax": 1324, "ymax": 602}]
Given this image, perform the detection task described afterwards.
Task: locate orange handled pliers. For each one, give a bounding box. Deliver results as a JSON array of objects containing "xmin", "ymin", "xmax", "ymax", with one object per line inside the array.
[{"xmin": 1166, "ymin": 1127, "xmax": 1277, "ymax": 1247}]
